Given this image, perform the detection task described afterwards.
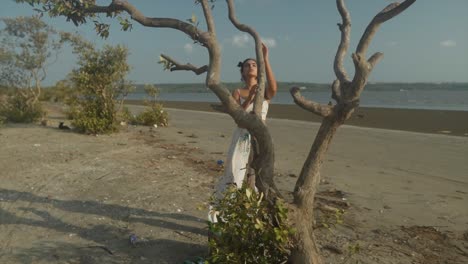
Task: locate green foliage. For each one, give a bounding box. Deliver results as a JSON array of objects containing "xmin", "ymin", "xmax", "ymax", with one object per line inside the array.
[
  {"xmin": 135, "ymin": 104, "xmax": 169, "ymax": 127},
  {"xmin": 0, "ymin": 91, "xmax": 45, "ymax": 123},
  {"xmin": 318, "ymin": 208, "xmax": 345, "ymax": 229},
  {"xmin": 15, "ymin": 0, "xmax": 133, "ymax": 38},
  {"xmin": 207, "ymin": 185, "xmax": 295, "ymax": 263},
  {"xmin": 158, "ymin": 55, "xmax": 176, "ymax": 71},
  {"xmin": 67, "ymin": 43, "xmax": 132, "ymax": 134},
  {"xmin": 133, "ymin": 84, "xmax": 169, "ymax": 127},
  {"xmin": 71, "ymin": 104, "xmax": 117, "ymax": 134},
  {"xmin": 0, "ymin": 15, "xmax": 62, "ymax": 103},
  {"xmin": 117, "ymin": 106, "xmax": 136, "ymax": 124},
  {"xmin": 348, "ymin": 242, "xmax": 361, "ymax": 255}
]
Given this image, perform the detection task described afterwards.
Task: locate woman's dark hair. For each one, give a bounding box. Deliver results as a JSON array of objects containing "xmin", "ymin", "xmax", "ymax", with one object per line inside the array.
[{"xmin": 237, "ymin": 58, "xmax": 256, "ymax": 81}]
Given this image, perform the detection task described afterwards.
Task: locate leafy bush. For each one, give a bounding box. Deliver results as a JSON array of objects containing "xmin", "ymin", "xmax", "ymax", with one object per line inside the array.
[
  {"xmin": 0, "ymin": 92, "xmax": 45, "ymax": 123},
  {"xmin": 207, "ymin": 185, "xmax": 295, "ymax": 263},
  {"xmin": 69, "ymin": 101, "xmax": 118, "ymax": 134},
  {"xmin": 117, "ymin": 106, "xmax": 136, "ymax": 124},
  {"xmin": 66, "ymin": 44, "xmax": 132, "ymax": 134},
  {"xmin": 135, "ymin": 104, "xmax": 169, "ymax": 127},
  {"xmin": 134, "ymin": 84, "xmax": 169, "ymax": 127}
]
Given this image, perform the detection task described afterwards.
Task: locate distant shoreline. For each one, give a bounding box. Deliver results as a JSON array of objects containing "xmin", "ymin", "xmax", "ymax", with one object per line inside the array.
[{"xmin": 126, "ymin": 100, "xmax": 468, "ymax": 137}]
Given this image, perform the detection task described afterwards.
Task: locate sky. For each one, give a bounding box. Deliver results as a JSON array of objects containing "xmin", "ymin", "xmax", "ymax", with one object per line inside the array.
[{"xmin": 1, "ymin": 0, "xmax": 467, "ymax": 86}]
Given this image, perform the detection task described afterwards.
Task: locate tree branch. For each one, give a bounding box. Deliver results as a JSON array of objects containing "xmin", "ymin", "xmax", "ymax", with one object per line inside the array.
[
  {"xmin": 160, "ymin": 54, "xmax": 208, "ymax": 75},
  {"xmin": 84, "ymin": 0, "xmax": 211, "ymax": 46},
  {"xmin": 368, "ymin": 52, "xmax": 384, "ymax": 69},
  {"xmin": 356, "ymin": 0, "xmax": 416, "ymax": 56},
  {"xmin": 334, "ymin": 0, "xmax": 351, "ymax": 83},
  {"xmin": 226, "ymin": 0, "xmax": 266, "ymax": 117},
  {"xmin": 350, "ymin": 0, "xmax": 416, "ymax": 100},
  {"xmin": 290, "ymin": 87, "xmax": 333, "ymax": 118},
  {"xmin": 200, "ymin": 0, "xmax": 215, "ymax": 34},
  {"xmin": 331, "ymin": 79, "xmax": 342, "ymax": 103}
]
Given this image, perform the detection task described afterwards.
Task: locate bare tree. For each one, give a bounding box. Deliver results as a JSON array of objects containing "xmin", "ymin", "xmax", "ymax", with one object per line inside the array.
[
  {"xmin": 289, "ymin": 1, "xmax": 416, "ymax": 262},
  {"xmin": 0, "ymin": 16, "xmax": 62, "ymax": 104},
  {"xmin": 16, "ymin": 0, "xmax": 416, "ymax": 262}
]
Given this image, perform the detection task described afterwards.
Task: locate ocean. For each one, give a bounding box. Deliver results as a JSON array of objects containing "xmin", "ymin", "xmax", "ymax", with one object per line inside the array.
[{"xmin": 126, "ymin": 84, "xmax": 468, "ymax": 111}]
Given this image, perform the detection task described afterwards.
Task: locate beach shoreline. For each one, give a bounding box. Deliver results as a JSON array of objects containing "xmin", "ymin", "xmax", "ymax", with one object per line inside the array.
[{"xmin": 126, "ymin": 100, "xmax": 468, "ymax": 137}]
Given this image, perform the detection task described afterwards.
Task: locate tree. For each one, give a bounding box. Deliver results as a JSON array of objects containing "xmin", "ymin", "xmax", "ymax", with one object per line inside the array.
[
  {"xmin": 0, "ymin": 15, "xmax": 62, "ymax": 104},
  {"xmin": 67, "ymin": 40, "xmax": 133, "ymax": 134},
  {"xmin": 16, "ymin": 0, "xmax": 416, "ymax": 262}
]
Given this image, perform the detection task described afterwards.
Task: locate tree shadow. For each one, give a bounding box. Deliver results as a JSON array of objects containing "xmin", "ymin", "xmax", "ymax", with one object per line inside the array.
[
  {"xmin": 9, "ymin": 239, "xmax": 206, "ymax": 264},
  {"xmin": 0, "ymin": 188, "xmax": 204, "ymax": 225},
  {"xmin": 0, "ymin": 188, "xmax": 208, "ymax": 263}
]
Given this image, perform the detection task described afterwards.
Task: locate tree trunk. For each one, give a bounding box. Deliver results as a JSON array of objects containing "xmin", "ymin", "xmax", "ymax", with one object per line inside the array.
[
  {"xmin": 290, "ymin": 116, "xmax": 341, "ymax": 264},
  {"xmin": 31, "ymin": 70, "xmax": 41, "ymax": 104}
]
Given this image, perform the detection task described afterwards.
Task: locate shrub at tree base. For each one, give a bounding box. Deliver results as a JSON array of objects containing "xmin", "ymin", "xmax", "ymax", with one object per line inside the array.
[
  {"xmin": 70, "ymin": 103, "xmax": 118, "ymax": 134},
  {"xmin": 135, "ymin": 103, "xmax": 169, "ymax": 127},
  {"xmin": 0, "ymin": 92, "xmax": 45, "ymax": 123},
  {"xmin": 117, "ymin": 106, "xmax": 136, "ymax": 124},
  {"xmin": 207, "ymin": 185, "xmax": 295, "ymax": 264}
]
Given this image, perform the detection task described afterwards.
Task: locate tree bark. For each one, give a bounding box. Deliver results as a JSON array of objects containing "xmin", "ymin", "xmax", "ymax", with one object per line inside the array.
[{"xmin": 291, "ymin": 116, "xmax": 341, "ymax": 264}]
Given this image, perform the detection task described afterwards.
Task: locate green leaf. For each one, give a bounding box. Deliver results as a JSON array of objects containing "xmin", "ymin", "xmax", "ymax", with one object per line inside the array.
[
  {"xmin": 187, "ymin": 13, "xmax": 197, "ymax": 24},
  {"xmin": 245, "ymin": 188, "xmax": 252, "ymax": 199}
]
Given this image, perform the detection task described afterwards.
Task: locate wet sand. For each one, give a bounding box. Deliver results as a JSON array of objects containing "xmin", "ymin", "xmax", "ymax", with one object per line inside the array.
[{"xmin": 126, "ymin": 100, "xmax": 468, "ymax": 137}]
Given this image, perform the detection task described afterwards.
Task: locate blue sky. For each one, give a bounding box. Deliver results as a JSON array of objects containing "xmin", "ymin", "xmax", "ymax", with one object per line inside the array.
[{"xmin": 2, "ymin": 0, "xmax": 467, "ymax": 85}]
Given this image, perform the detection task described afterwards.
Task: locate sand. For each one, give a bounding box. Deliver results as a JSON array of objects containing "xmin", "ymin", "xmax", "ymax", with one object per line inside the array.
[
  {"xmin": 127, "ymin": 100, "xmax": 468, "ymax": 137},
  {"xmin": 0, "ymin": 103, "xmax": 467, "ymax": 263}
]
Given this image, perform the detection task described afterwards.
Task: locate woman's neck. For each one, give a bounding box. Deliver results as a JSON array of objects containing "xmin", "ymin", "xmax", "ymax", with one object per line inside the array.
[{"xmin": 243, "ymin": 77, "xmax": 257, "ymax": 90}]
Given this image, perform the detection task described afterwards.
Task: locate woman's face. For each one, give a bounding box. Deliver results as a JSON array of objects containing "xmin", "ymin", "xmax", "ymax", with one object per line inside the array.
[{"xmin": 242, "ymin": 59, "xmax": 257, "ymax": 79}]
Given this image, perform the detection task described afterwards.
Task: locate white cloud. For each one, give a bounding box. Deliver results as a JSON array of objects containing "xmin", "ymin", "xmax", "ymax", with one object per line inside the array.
[
  {"xmin": 440, "ymin": 40, "xmax": 456, "ymax": 47},
  {"xmin": 386, "ymin": 41, "xmax": 398, "ymax": 47},
  {"xmin": 230, "ymin": 34, "xmax": 277, "ymax": 48},
  {"xmin": 231, "ymin": 33, "xmax": 250, "ymax": 48},
  {"xmin": 184, "ymin": 43, "xmax": 193, "ymax": 53},
  {"xmin": 262, "ymin": 37, "xmax": 277, "ymax": 48}
]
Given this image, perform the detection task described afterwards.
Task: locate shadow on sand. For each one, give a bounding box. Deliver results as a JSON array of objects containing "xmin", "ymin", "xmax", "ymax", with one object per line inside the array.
[{"xmin": 0, "ymin": 188, "xmax": 208, "ymax": 263}]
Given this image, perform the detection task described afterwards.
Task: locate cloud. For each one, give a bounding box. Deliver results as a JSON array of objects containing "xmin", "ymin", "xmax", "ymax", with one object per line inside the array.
[
  {"xmin": 230, "ymin": 34, "xmax": 277, "ymax": 48},
  {"xmin": 262, "ymin": 37, "xmax": 277, "ymax": 48},
  {"xmin": 184, "ymin": 43, "xmax": 193, "ymax": 53},
  {"xmin": 386, "ymin": 41, "xmax": 398, "ymax": 47},
  {"xmin": 440, "ymin": 40, "xmax": 456, "ymax": 47},
  {"xmin": 231, "ymin": 33, "xmax": 250, "ymax": 48}
]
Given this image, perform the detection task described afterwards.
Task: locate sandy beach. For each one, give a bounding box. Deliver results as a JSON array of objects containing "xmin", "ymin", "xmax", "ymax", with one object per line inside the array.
[
  {"xmin": 127, "ymin": 100, "xmax": 468, "ymax": 137},
  {"xmin": 0, "ymin": 103, "xmax": 467, "ymax": 263}
]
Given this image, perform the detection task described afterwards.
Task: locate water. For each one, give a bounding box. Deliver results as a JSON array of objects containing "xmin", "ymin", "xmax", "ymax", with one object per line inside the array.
[{"xmin": 127, "ymin": 88, "xmax": 468, "ymax": 111}]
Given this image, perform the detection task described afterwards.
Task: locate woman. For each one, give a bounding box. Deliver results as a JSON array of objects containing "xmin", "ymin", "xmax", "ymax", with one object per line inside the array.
[{"xmin": 213, "ymin": 43, "xmax": 277, "ymax": 201}]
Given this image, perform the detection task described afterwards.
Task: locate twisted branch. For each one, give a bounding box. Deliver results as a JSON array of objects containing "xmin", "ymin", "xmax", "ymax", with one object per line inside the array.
[
  {"xmin": 356, "ymin": 0, "xmax": 416, "ymax": 56},
  {"xmin": 350, "ymin": 0, "xmax": 416, "ymax": 99},
  {"xmin": 226, "ymin": 0, "xmax": 266, "ymax": 117},
  {"xmin": 290, "ymin": 87, "xmax": 333, "ymax": 118},
  {"xmin": 331, "ymin": 80, "xmax": 342, "ymax": 103},
  {"xmin": 84, "ymin": 0, "xmax": 211, "ymax": 46},
  {"xmin": 334, "ymin": 0, "xmax": 351, "ymax": 83},
  {"xmin": 200, "ymin": 0, "xmax": 216, "ymax": 34},
  {"xmin": 160, "ymin": 54, "xmax": 208, "ymax": 75},
  {"xmin": 368, "ymin": 52, "xmax": 384, "ymax": 68}
]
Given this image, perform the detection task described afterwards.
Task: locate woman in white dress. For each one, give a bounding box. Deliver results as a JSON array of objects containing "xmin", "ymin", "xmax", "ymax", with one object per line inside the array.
[{"xmin": 213, "ymin": 43, "xmax": 277, "ymax": 201}]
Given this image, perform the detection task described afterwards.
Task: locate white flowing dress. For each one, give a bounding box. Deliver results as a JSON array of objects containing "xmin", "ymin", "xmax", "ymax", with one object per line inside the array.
[{"xmin": 213, "ymin": 101, "xmax": 269, "ymax": 200}]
